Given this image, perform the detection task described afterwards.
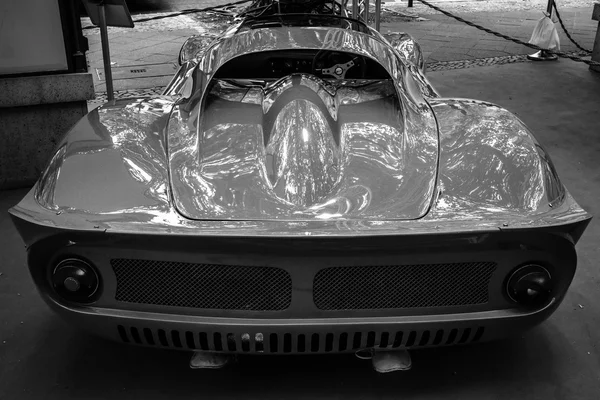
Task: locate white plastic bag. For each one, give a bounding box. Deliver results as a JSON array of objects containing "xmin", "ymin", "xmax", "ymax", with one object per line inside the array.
[{"xmin": 529, "ymin": 13, "xmax": 561, "ymax": 50}]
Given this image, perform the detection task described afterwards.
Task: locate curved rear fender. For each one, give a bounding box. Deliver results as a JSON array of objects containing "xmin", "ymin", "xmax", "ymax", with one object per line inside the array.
[
  {"xmin": 34, "ymin": 98, "xmax": 175, "ymax": 214},
  {"xmin": 178, "ymin": 35, "xmax": 217, "ymax": 65},
  {"xmin": 429, "ymin": 99, "xmax": 565, "ymax": 218},
  {"xmin": 385, "ymin": 32, "xmax": 439, "ymax": 98},
  {"xmin": 386, "ymin": 32, "xmax": 425, "ymax": 72}
]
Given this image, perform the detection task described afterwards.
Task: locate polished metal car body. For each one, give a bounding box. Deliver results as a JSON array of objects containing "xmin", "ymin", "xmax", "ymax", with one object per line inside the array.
[{"xmin": 9, "ymin": 4, "xmax": 591, "ymax": 355}]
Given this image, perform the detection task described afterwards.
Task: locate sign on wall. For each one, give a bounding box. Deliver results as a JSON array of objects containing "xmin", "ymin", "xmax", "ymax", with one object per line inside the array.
[{"xmin": 0, "ymin": 0, "xmax": 69, "ymax": 75}]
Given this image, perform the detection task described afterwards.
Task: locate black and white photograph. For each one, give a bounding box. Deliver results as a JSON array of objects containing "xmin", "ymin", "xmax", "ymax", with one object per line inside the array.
[{"xmin": 1, "ymin": 0, "xmax": 599, "ymax": 398}]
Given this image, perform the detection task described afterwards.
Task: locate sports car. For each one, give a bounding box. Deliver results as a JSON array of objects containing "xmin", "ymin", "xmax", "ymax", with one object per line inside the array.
[{"xmin": 9, "ymin": 0, "xmax": 591, "ymax": 356}]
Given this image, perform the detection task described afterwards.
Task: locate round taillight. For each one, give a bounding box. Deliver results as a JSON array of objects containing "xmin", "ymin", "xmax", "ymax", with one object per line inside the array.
[
  {"xmin": 51, "ymin": 259, "xmax": 100, "ymax": 303},
  {"xmin": 506, "ymin": 264, "xmax": 552, "ymax": 308}
]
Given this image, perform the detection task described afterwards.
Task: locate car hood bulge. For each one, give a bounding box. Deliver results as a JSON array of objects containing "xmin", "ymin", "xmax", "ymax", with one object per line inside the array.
[{"xmin": 168, "ymin": 73, "xmax": 438, "ymax": 221}]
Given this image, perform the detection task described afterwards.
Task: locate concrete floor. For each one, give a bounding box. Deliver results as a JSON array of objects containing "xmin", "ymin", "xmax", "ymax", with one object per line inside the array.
[{"xmin": 1, "ymin": 61, "xmax": 599, "ymax": 399}]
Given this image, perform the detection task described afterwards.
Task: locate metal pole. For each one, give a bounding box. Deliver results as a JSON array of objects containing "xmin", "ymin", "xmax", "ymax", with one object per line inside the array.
[
  {"xmin": 546, "ymin": 0, "xmax": 554, "ymax": 16},
  {"xmin": 69, "ymin": 0, "xmax": 87, "ymax": 72},
  {"xmin": 352, "ymin": 0, "xmax": 358, "ymax": 20},
  {"xmin": 375, "ymin": 0, "xmax": 381, "ymax": 31},
  {"xmin": 364, "ymin": 0, "xmax": 369, "ymax": 24},
  {"xmin": 591, "ymin": 3, "xmax": 600, "ymax": 72},
  {"xmin": 98, "ymin": 3, "xmax": 115, "ymax": 101}
]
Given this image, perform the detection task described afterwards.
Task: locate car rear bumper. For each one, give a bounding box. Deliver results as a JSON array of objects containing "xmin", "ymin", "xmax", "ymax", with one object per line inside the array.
[
  {"xmin": 44, "ymin": 292, "xmax": 560, "ymax": 354},
  {"xmin": 17, "ymin": 222, "xmax": 583, "ymax": 354},
  {"xmin": 12, "ymin": 206, "xmax": 587, "ymax": 354}
]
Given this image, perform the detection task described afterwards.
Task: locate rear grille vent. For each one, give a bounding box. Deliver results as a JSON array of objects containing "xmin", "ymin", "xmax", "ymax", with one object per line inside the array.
[
  {"xmin": 314, "ymin": 262, "xmax": 497, "ymax": 310},
  {"xmin": 117, "ymin": 325, "xmax": 486, "ymax": 353},
  {"xmin": 111, "ymin": 259, "xmax": 291, "ymax": 311}
]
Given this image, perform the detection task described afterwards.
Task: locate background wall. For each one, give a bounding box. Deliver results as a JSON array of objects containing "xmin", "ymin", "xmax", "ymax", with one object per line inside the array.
[
  {"xmin": 0, "ymin": 0, "xmax": 69, "ymax": 75},
  {"xmin": 0, "ymin": 0, "xmax": 93, "ymax": 190}
]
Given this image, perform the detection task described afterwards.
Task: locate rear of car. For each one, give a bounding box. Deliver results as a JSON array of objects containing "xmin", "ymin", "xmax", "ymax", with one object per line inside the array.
[
  {"xmin": 12, "ymin": 211, "xmax": 587, "ymax": 354},
  {"xmin": 8, "ymin": 23, "xmax": 591, "ymax": 355}
]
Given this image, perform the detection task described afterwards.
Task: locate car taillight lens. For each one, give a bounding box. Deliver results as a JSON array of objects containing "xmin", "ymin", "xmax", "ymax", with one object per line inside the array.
[
  {"xmin": 506, "ymin": 264, "xmax": 552, "ymax": 308},
  {"xmin": 51, "ymin": 259, "xmax": 100, "ymax": 303}
]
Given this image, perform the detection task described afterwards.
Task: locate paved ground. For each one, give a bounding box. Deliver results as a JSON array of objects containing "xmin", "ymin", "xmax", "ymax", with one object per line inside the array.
[
  {"xmin": 382, "ymin": 8, "xmax": 597, "ymax": 62},
  {"xmin": 1, "ymin": 59, "xmax": 599, "ymax": 399},
  {"xmin": 82, "ymin": 1, "xmax": 599, "ymax": 98}
]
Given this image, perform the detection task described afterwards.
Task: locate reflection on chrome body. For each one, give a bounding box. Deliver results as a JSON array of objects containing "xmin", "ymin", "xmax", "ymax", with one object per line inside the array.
[
  {"xmin": 385, "ymin": 31, "xmax": 439, "ymax": 98},
  {"xmin": 169, "ymin": 73, "xmax": 437, "ymax": 220},
  {"xmin": 178, "ymin": 34, "xmax": 219, "ymax": 65},
  {"xmin": 8, "ymin": 12, "xmax": 591, "ymax": 355},
  {"xmin": 14, "ymin": 23, "xmax": 589, "ymax": 235},
  {"xmin": 34, "ymin": 97, "xmax": 174, "ymax": 217},
  {"xmin": 14, "ymin": 23, "xmax": 590, "ymax": 234},
  {"xmin": 430, "ymin": 99, "xmax": 566, "ymax": 220},
  {"xmin": 387, "ymin": 32, "xmax": 425, "ymax": 72}
]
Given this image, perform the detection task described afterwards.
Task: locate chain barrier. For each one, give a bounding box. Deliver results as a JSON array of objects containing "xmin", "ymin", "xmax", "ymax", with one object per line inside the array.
[
  {"xmin": 413, "ymin": 0, "xmax": 600, "ymax": 67},
  {"xmin": 82, "ymin": 0, "xmax": 252, "ymax": 30},
  {"xmin": 81, "ymin": 0, "xmax": 598, "ymax": 67},
  {"xmin": 552, "ymin": 3, "xmax": 592, "ymax": 54}
]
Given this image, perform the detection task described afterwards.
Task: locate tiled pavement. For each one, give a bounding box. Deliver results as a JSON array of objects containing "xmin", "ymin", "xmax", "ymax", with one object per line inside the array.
[
  {"xmin": 384, "ymin": 8, "xmax": 598, "ymax": 62},
  {"xmin": 84, "ymin": 4, "xmax": 598, "ymax": 101},
  {"xmin": 85, "ymin": 28, "xmax": 200, "ymax": 91}
]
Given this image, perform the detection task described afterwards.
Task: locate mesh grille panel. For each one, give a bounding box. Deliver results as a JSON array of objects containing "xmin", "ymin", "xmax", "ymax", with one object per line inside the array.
[
  {"xmin": 314, "ymin": 262, "xmax": 496, "ymax": 310},
  {"xmin": 112, "ymin": 259, "xmax": 291, "ymax": 311}
]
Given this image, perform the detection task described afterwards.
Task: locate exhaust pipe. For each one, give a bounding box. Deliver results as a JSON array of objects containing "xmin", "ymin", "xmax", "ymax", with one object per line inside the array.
[
  {"xmin": 189, "ymin": 346, "xmax": 411, "ymax": 372},
  {"xmin": 190, "ymin": 351, "xmax": 235, "ymax": 369},
  {"xmin": 355, "ymin": 348, "xmax": 412, "ymax": 373}
]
